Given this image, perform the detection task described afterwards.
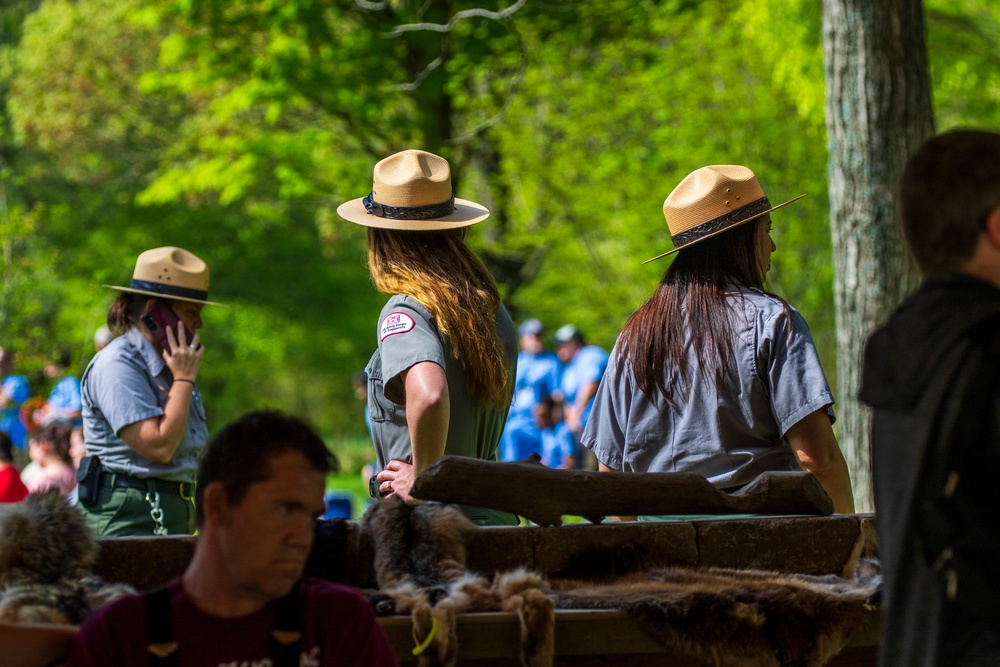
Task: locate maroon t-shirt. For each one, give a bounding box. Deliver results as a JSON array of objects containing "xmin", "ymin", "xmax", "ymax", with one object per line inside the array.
[
  {"xmin": 68, "ymin": 577, "xmax": 398, "ymax": 667},
  {"xmin": 0, "ymin": 465, "xmax": 28, "ymax": 503}
]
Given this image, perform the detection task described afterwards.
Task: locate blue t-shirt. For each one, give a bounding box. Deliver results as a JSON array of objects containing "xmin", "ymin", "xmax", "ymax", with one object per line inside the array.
[
  {"xmin": 540, "ymin": 422, "xmax": 576, "ymax": 468},
  {"xmin": 508, "ymin": 350, "xmax": 561, "ymax": 423},
  {"xmin": 582, "ymin": 288, "xmax": 834, "ymax": 488},
  {"xmin": 0, "ymin": 375, "xmax": 30, "ymax": 448},
  {"xmin": 48, "ymin": 375, "xmax": 83, "ymax": 427},
  {"xmin": 559, "ymin": 345, "xmax": 609, "ymax": 430}
]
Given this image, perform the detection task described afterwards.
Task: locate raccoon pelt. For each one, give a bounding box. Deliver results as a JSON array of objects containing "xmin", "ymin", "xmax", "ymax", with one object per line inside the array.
[
  {"xmin": 553, "ymin": 564, "xmax": 881, "ymax": 667},
  {"xmin": 0, "ymin": 490, "xmax": 98, "ymax": 586},
  {"xmin": 0, "ymin": 491, "xmax": 135, "ymax": 624},
  {"xmin": 360, "ymin": 498, "xmax": 554, "ymax": 667}
]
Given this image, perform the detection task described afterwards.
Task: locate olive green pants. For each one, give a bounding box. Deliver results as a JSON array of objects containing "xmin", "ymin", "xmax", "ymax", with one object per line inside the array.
[{"xmin": 79, "ymin": 485, "xmax": 195, "ymax": 537}]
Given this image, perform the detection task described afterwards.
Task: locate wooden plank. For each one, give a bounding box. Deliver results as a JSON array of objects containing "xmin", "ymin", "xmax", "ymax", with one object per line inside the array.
[
  {"xmin": 412, "ymin": 457, "xmax": 833, "ymax": 526},
  {"xmin": 377, "ymin": 609, "xmax": 879, "ymax": 666}
]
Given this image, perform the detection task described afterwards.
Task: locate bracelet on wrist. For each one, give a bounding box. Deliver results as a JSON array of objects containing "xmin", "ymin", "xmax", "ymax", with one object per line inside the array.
[{"xmin": 173, "ymin": 378, "xmax": 196, "ymax": 386}]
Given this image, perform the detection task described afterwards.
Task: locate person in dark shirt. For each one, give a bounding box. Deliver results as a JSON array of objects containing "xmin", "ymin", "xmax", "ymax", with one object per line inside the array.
[
  {"xmin": 69, "ymin": 410, "xmax": 398, "ymax": 667},
  {"xmin": 860, "ymin": 129, "xmax": 1000, "ymax": 666}
]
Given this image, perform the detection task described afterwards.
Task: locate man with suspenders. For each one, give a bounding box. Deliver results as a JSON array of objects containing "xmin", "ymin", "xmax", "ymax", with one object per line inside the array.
[{"xmin": 69, "ymin": 410, "xmax": 397, "ymax": 666}]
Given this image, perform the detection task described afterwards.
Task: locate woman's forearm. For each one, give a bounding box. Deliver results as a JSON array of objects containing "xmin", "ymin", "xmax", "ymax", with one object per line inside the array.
[{"xmin": 117, "ymin": 383, "xmax": 194, "ymax": 464}]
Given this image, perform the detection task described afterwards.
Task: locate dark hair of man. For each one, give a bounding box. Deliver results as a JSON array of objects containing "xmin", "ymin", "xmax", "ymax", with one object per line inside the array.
[
  {"xmin": 106, "ymin": 293, "xmax": 148, "ymax": 336},
  {"xmin": 617, "ymin": 219, "xmax": 770, "ymax": 406},
  {"xmin": 0, "ymin": 431, "xmax": 14, "ymax": 464},
  {"xmin": 33, "ymin": 420, "xmax": 73, "ymax": 465},
  {"xmin": 194, "ymin": 410, "xmax": 335, "ymax": 526},
  {"xmin": 901, "ymin": 129, "xmax": 1000, "ymax": 274}
]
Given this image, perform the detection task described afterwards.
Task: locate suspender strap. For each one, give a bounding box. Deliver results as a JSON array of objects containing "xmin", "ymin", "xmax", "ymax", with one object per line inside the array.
[
  {"xmin": 142, "ymin": 581, "xmax": 302, "ymax": 666},
  {"xmin": 144, "ymin": 586, "xmax": 179, "ymax": 667},
  {"xmin": 270, "ymin": 581, "xmax": 303, "ymax": 667}
]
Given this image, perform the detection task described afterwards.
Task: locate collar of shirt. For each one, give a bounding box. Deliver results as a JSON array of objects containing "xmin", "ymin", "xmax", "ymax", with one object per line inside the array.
[{"xmin": 123, "ymin": 326, "xmax": 167, "ymax": 377}]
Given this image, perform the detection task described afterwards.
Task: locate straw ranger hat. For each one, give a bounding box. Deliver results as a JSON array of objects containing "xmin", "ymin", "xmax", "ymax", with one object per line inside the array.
[
  {"xmin": 643, "ymin": 165, "xmax": 805, "ymax": 264},
  {"xmin": 105, "ymin": 246, "xmax": 226, "ymax": 306},
  {"xmin": 337, "ymin": 149, "xmax": 489, "ymax": 229}
]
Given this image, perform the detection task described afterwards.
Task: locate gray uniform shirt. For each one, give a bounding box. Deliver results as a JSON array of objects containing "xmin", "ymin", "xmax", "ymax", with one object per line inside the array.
[
  {"xmin": 366, "ymin": 295, "xmax": 517, "ymax": 471},
  {"xmin": 581, "ymin": 288, "xmax": 834, "ymax": 488},
  {"xmin": 81, "ymin": 326, "xmax": 207, "ymax": 483}
]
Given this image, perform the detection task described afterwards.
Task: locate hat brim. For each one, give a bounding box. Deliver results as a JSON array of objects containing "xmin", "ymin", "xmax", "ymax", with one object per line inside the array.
[
  {"xmin": 642, "ymin": 194, "xmax": 807, "ymax": 265},
  {"xmin": 336, "ymin": 197, "xmax": 490, "ymax": 230},
  {"xmin": 103, "ymin": 285, "xmax": 228, "ymax": 307}
]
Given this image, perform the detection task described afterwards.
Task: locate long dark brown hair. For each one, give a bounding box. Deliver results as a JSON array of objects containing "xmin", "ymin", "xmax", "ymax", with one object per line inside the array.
[
  {"xmin": 618, "ymin": 219, "xmax": 773, "ymax": 405},
  {"xmin": 367, "ymin": 227, "xmax": 511, "ymax": 408}
]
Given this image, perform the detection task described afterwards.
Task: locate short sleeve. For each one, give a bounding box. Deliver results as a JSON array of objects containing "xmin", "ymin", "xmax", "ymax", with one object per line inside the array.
[
  {"xmin": 88, "ymin": 355, "xmax": 163, "ymax": 434},
  {"xmin": 761, "ymin": 307, "xmax": 835, "ymax": 435},
  {"xmin": 50, "ymin": 376, "xmax": 82, "ymax": 411},
  {"xmin": 579, "ymin": 347, "xmax": 629, "ymax": 469},
  {"xmin": 377, "ymin": 297, "xmax": 445, "ymax": 404}
]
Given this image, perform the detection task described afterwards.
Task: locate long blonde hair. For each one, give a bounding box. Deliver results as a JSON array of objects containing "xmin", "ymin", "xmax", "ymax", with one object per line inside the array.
[{"xmin": 367, "ymin": 227, "xmax": 511, "ymax": 407}]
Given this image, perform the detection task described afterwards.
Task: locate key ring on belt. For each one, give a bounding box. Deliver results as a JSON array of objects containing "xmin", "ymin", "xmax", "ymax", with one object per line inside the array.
[{"xmin": 146, "ymin": 491, "xmax": 168, "ymax": 536}]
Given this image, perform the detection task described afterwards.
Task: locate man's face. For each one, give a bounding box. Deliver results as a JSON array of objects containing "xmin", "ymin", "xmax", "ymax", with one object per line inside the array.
[
  {"xmin": 555, "ymin": 341, "xmax": 577, "ymax": 363},
  {"xmin": 216, "ymin": 450, "xmax": 326, "ymax": 603},
  {"xmin": 520, "ymin": 333, "xmax": 543, "ymax": 355}
]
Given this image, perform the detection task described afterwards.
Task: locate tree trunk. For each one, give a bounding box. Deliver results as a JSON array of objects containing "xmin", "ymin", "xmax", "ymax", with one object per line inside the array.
[{"xmin": 822, "ymin": 0, "xmax": 933, "ymax": 512}]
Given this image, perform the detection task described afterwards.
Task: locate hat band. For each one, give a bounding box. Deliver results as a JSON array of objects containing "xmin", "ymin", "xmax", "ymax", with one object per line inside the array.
[
  {"xmin": 363, "ymin": 192, "xmax": 456, "ymax": 220},
  {"xmin": 130, "ymin": 279, "xmax": 209, "ymax": 302},
  {"xmin": 671, "ymin": 196, "xmax": 771, "ymax": 248}
]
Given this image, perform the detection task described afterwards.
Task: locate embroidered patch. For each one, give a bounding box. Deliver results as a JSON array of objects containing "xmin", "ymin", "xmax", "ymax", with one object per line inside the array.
[{"xmin": 380, "ymin": 312, "xmax": 416, "ymax": 341}]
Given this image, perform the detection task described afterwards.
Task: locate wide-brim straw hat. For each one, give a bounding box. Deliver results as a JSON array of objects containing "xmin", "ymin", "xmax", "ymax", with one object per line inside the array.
[
  {"xmin": 643, "ymin": 165, "xmax": 806, "ymax": 264},
  {"xmin": 105, "ymin": 246, "xmax": 226, "ymax": 306},
  {"xmin": 337, "ymin": 149, "xmax": 490, "ymax": 230}
]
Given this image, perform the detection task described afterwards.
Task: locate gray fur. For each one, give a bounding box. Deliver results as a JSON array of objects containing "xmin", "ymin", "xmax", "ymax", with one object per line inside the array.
[{"xmin": 0, "ymin": 491, "xmax": 135, "ymax": 624}]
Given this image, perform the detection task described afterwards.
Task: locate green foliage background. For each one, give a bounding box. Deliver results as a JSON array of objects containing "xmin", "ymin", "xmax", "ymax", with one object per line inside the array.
[{"xmin": 2, "ymin": 0, "xmax": 999, "ymax": 465}]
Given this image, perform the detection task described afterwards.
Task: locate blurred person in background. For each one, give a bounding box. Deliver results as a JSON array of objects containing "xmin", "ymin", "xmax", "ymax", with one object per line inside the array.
[
  {"xmin": 536, "ymin": 395, "xmax": 577, "ymax": 469},
  {"xmin": 0, "ymin": 431, "xmax": 28, "ymax": 503},
  {"xmin": 0, "ymin": 347, "xmax": 31, "ymax": 454},
  {"xmin": 22, "ymin": 419, "xmax": 76, "ymax": 496},
  {"xmin": 36, "ymin": 350, "xmax": 82, "ymax": 427},
  {"xmin": 553, "ymin": 324, "xmax": 608, "ymax": 471},
  {"xmin": 500, "ymin": 318, "xmax": 561, "ymax": 463}
]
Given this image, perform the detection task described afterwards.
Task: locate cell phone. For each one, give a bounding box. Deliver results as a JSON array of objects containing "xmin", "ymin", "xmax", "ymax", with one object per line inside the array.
[{"xmin": 140, "ymin": 301, "xmax": 182, "ymax": 349}]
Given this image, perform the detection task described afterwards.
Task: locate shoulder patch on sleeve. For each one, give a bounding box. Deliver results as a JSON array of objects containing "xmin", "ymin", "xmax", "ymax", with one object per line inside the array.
[{"xmin": 380, "ymin": 311, "xmax": 416, "ymax": 341}]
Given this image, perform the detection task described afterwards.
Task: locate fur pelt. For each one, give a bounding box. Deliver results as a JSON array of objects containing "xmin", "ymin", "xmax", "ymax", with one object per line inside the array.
[
  {"xmin": 553, "ymin": 566, "xmax": 879, "ymax": 667},
  {"xmin": 0, "ymin": 491, "xmax": 135, "ymax": 624},
  {"xmin": 360, "ymin": 497, "xmax": 554, "ymax": 667},
  {"xmin": 359, "ymin": 498, "xmax": 879, "ymax": 667}
]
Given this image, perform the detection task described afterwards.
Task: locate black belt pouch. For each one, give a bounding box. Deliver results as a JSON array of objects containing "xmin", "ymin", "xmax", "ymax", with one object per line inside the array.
[{"xmin": 76, "ymin": 455, "xmax": 102, "ymax": 504}]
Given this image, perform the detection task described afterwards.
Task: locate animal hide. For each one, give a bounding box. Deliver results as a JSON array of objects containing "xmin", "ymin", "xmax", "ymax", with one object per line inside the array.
[
  {"xmin": 554, "ymin": 566, "xmax": 879, "ymax": 667},
  {"xmin": 0, "ymin": 490, "xmax": 135, "ymax": 624},
  {"xmin": 359, "ymin": 498, "xmax": 879, "ymax": 667},
  {"xmin": 360, "ymin": 497, "xmax": 554, "ymax": 667}
]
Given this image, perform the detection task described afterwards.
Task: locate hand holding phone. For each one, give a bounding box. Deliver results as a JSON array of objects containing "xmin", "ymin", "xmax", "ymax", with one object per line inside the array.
[{"xmin": 140, "ymin": 302, "xmax": 182, "ymax": 350}]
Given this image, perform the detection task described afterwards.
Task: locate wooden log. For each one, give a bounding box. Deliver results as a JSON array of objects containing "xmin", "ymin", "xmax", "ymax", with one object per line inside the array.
[{"xmin": 411, "ymin": 457, "xmax": 833, "ymax": 526}]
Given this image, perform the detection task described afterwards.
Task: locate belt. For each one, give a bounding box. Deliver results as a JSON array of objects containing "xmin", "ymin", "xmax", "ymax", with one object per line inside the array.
[{"xmin": 102, "ymin": 472, "xmax": 195, "ymax": 500}]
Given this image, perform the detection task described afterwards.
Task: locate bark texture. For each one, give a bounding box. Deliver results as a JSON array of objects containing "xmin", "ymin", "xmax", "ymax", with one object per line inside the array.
[{"xmin": 822, "ymin": 0, "xmax": 933, "ymax": 511}]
